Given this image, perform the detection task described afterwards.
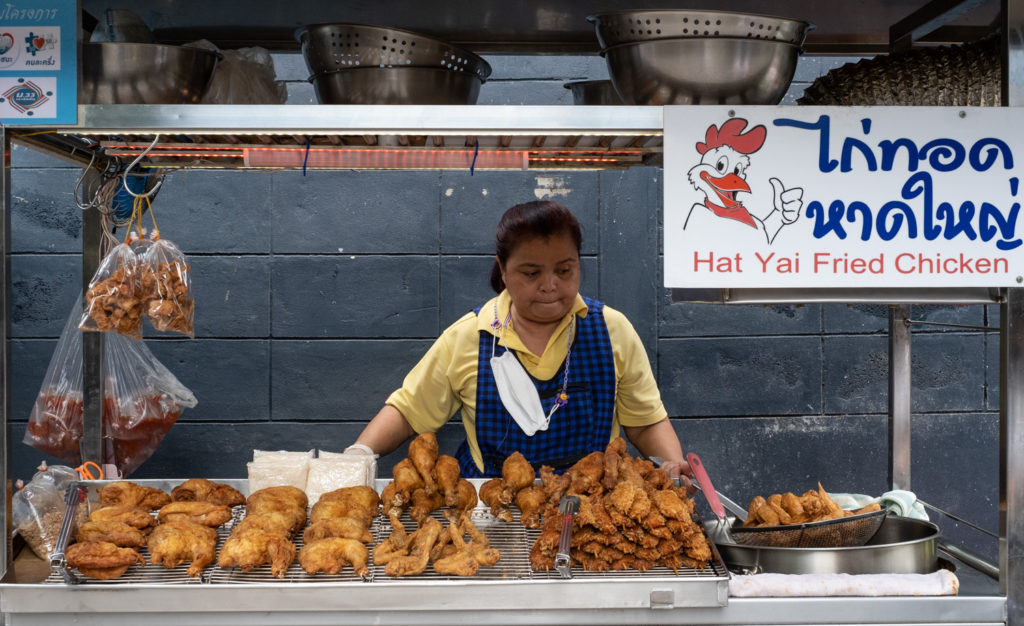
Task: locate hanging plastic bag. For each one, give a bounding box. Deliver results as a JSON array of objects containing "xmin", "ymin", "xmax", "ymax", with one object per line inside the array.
[
  {"xmin": 187, "ymin": 40, "xmax": 287, "ymax": 104},
  {"xmin": 11, "ymin": 463, "xmax": 88, "ymax": 559},
  {"xmin": 25, "ymin": 297, "xmax": 198, "ymax": 476},
  {"xmin": 140, "ymin": 237, "xmax": 195, "ymax": 337},
  {"xmin": 79, "ymin": 243, "xmax": 145, "ymax": 338}
]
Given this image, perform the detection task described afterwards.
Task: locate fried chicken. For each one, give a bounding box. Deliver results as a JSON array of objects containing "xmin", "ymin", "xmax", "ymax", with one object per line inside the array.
[
  {"xmin": 500, "ymin": 451, "xmax": 535, "ymax": 504},
  {"xmin": 408, "ymin": 432, "xmax": 439, "ymax": 494},
  {"xmin": 303, "ymin": 517, "xmax": 373, "ymax": 544},
  {"xmin": 217, "ymin": 527, "xmax": 296, "ymax": 578},
  {"xmin": 147, "ymin": 519, "xmax": 218, "ymax": 577},
  {"xmin": 89, "ymin": 505, "xmax": 157, "ymax": 531},
  {"xmin": 65, "ymin": 540, "xmax": 144, "ymax": 579},
  {"xmin": 451, "ymin": 478, "xmax": 478, "ymax": 518},
  {"xmin": 299, "ymin": 537, "xmax": 370, "ymax": 578},
  {"xmin": 309, "ymin": 499, "xmax": 374, "ymax": 527},
  {"xmin": 479, "ymin": 478, "xmax": 513, "ymax": 522},
  {"xmin": 76, "ymin": 520, "xmax": 148, "ymax": 548},
  {"xmin": 433, "ymin": 454, "xmax": 462, "ymax": 506},
  {"xmin": 233, "ymin": 512, "xmax": 299, "ymax": 538},
  {"xmin": 246, "ymin": 486, "xmax": 308, "ymax": 534},
  {"xmin": 157, "ymin": 501, "xmax": 233, "ymax": 528},
  {"xmin": 372, "ymin": 513, "xmax": 409, "ymax": 566},
  {"xmin": 567, "ymin": 451, "xmax": 605, "ymax": 496},
  {"xmin": 602, "ymin": 437, "xmax": 628, "ymax": 490},
  {"xmin": 384, "ymin": 517, "xmax": 441, "ymax": 577},
  {"xmin": 391, "ymin": 457, "xmax": 425, "ymax": 507},
  {"xmin": 97, "ymin": 481, "xmax": 171, "ymax": 510},
  {"xmin": 171, "ymin": 478, "xmax": 245, "ymax": 507},
  {"xmin": 318, "ymin": 485, "xmax": 380, "ymax": 513},
  {"xmin": 409, "ymin": 488, "xmax": 444, "ymax": 523},
  {"xmin": 515, "ymin": 485, "xmax": 547, "ymax": 529}
]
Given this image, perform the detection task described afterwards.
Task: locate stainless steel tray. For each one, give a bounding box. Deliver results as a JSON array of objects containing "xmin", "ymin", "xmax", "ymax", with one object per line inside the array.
[{"xmin": 44, "ymin": 479, "xmax": 729, "ymax": 607}]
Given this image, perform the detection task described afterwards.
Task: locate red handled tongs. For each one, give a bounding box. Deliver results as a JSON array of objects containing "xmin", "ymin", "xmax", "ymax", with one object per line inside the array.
[{"xmin": 555, "ymin": 495, "xmax": 580, "ymax": 579}]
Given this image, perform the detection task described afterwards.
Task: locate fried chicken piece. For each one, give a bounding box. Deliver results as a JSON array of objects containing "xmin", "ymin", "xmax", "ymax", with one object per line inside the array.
[
  {"xmin": 217, "ymin": 528, "xmax": 296, "ymax": 578},
  {"xmin": 602, "ymin": 437, "xmax": 628, "ymax": 489},
  {"xmin": 157, "ymin": 501, "xmax": 233, "ymax": 528},
  {"xmin": 745, "ymin": 496, "xmax": 768, "ymax": 526},
  {"xmin": 607, "ymin": 481, "xmax": 652, "ymax": 521},
  {"xmin": 434, "ymin": 454, "xmax": 462, "ymax": 506},
  {"xmin": 391, "ymin": 458, "xmax": 426, "ymax": 508},
  {"xmin": 372, "ymin": 513, "xmax": 410, "ymax": 566},
  {"xmin": 97, "ymin": 481, "xmax": 171, "ymax": 510},
  {"xmin": 318, "ymin": 485, "xmax": 380, "ymax": 512},
  {"xmin": 299, "ymin": 537, "xmax": 370, "ymax": 578},
  {"xmin": 433, "ymin": 515, "xmax": 490, "ymax": 576},
  {"xmin": 233, "ymin": 512, "xmax": 300, "ymax": 538},
  {"xmin": 479, "ymin": 478, "xmax": 513, "ymax": 522},
  {"xmin": 89, "ymin": 505, "xmax": 157, "ymax": 531},
  {"xmin": 451, "ymin": 479, "xmax": 478, "ymax": 518},
  {"xmin": 539, "ymin": 465, "xmax": 570, "ymax": 512},
  {"xmin": 380, "ymin": 482, "xmax": 402, "ymax": 516},
  {"xmin": 651, "ymin": 488, "xmax": 693, "ymax": 522},
  {"xmin": 515, "ymin": 484, "xmax": 547, "ymax": 529},
  {"xmin": 246, "ymin": 487, "xmax": 307, "ymax": 533},
  {"xmin": 575, "ymin": 495, "xmax": 616, "ymax": 534},
  {"xmin": 408, "ymin": 432, "xmax": 439, "ymax": 494},
  {"xmin": 171, "ymin": 479, "xmax": 245, "ymax": 507},
  {"xmin": 247, "ymin": 485, "xmax": 308, "ymax": 513},
  {"xmin": 303, "ymin": 517, "xmax": 373, "ymax": 544},
  {"xmin": 500, "ymin": 451, "xmax": 535, "ymax": 504},
  {"xmin": 310, "ymin": 499, "xmax": 375, "ymax": 527},
  {"xmin": 76, "ymin": 520, "xmax": 147, "ymax": 548},
  {"xmin": 409, "ymin": 487, "xmax": 444, "ymax": 523},
  {"xmin": 529, "ymin": 515, "xmax": 560, "ymax": 571},
  {"xmin": 567, "ymin": 451, "xmax": 605, "ymax": 495},
  {"xmin": 384, "ymin": 517, "xmax": 441, "ymax": 577},
  {"xmin": 781, "ymin": 492, "xmax": 806, "ymax": 522},
  {"xmin": 147, "ymin": 520, "xmax": 218, "ymax": 577},
  {"xmin": 65, "ymin": 541, "xmax": 144, "ymax": 579}
]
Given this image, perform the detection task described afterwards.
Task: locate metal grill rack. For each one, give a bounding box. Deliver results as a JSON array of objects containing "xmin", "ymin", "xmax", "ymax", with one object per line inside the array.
[{"xmin": 47, "ymin": 484, "xmax": 726, "ymax": 586}]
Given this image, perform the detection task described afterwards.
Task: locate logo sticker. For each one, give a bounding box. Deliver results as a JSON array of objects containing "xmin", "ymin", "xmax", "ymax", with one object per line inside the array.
[{"xmin": 1, "ymin": 78, "xmax": 51, "ymax": 114}]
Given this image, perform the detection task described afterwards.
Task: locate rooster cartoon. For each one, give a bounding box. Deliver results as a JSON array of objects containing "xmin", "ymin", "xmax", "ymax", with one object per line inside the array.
[{"xmin": 684, "ymin": 118, "xmax": 803, "ymax": 245}]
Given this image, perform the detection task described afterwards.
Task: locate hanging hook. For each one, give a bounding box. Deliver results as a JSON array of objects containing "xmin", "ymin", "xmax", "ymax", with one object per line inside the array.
[
  {"xmin": 72, "ymin": 150, "xmax": 100, "ymax": 210},
  {"xmin": 121, "ymin": 134, "xmax": 164, "ymax": 198}
]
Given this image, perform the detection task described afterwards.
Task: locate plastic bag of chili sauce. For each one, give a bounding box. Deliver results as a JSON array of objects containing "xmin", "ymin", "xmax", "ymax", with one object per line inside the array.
[
  {"xmin": 26, "ymin": 296, "xmax": 198, "ymax": 475},
  {"xmin": 79, "ymin": 242, "xmax": 145, "ymax": 339},
  {"xmin": 140, "ymin": 236, "xmax": 194, "ymax": 338}
]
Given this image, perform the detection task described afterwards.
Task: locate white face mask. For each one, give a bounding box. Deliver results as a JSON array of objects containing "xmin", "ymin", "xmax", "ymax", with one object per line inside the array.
[
  {"xmin": 490, "ymin": 349, "xmax": 553, "ymax": 437},
  {"xmin": 489, "ymin": 304, "xmax": 573, "ymax": 437}
]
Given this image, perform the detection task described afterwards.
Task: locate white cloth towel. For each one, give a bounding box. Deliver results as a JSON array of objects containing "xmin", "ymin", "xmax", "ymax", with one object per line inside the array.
[
  {"xmin": 829, "ymin": 489, "xmax": 929, "ymax": 520},
  {"xmin": 729, "ymin": 570, "xmax": 959, "ymax": 597}
]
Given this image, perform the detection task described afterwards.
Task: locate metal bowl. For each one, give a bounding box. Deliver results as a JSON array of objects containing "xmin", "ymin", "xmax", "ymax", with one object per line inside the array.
[
  {"xmin": 309, "ymin": 66, "xmax": 484, "ymax": 105},
  {"xmin": 80, "ymin": 43, "xmax": 218, "ymax": 104},
  {"xmin": 588, "ymin": 9, "xmax": 811, "ymax": 106},
  {"xmin": 601, "ymin": 37, "xmax": 803, "ymax": 105},
  {"xmin": 563, "ymin": 79, "xmax": 626, "ymax": 105}
]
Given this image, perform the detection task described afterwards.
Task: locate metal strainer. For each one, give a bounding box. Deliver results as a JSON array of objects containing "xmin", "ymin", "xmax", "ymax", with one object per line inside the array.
[
  {"xmin": 588, "ymin": 10, "xmax": 811, "ymax": 49},
  {"xmin": 297, "ymin": 23, "xmax": 492, "ymax": 81},
  {"xmin": 730, "ymin": 508, "xmax": 887, "ymax": 548}
]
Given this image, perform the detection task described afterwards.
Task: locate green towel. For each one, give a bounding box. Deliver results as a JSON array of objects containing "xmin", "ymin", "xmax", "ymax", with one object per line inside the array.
[{"xmin": 829, "ymin": 489, "xmax": 928, "ymax": 520}]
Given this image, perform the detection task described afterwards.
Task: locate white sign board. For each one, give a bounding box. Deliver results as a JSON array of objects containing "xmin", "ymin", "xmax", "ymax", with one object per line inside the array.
[{"xmin": 664, "ymin": 107, "xmax": 1024, "ymax": 288}]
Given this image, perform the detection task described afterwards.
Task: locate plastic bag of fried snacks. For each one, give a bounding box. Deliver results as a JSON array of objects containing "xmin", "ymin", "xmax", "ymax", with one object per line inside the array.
[
  {"xmin": 79, "ymin": 243, "xmax": 145, "ymax": 339},
  {"xmin": 140, "ymin": 238, "xmax": 195, "ymax": 338},
  {"xmin": 305, "ymin": 455, "xmax": 377, "ymax": 501},
  {"xmin": 247, "ymin": 449, "xmax": 313, "ymax": 493}
]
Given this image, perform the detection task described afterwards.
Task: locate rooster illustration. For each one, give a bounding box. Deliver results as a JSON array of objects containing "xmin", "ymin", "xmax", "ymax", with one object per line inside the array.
[{"xmin": 684, "ymin": 118, "xmax": 803, "ymax": 245}]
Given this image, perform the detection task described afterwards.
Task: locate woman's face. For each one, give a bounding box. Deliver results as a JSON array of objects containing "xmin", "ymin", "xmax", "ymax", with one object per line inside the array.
[{"xmin": 500, "ymin": 232, "xmax": 580, "ymax": 325}]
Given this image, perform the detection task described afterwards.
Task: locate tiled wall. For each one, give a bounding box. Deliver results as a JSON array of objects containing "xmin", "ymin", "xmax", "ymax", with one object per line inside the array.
[{"xmin": 6, "ymin": 52, "xmax": 999, "ymax": 559}]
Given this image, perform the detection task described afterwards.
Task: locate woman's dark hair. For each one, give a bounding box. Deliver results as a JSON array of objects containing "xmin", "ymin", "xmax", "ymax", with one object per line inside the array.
[{"xmin": 489, "ymin": 200, "xmax": 582, "ymax": 293}]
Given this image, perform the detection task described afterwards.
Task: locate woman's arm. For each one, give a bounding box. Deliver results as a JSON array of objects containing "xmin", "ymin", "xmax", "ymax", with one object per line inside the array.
[
  {"xmin": 351, "ymin": 405, "xmax": 417, "ymax": 456},
  {"xmin": 623, "ymin": 418, "xmax": 690, "ymax": 479}
]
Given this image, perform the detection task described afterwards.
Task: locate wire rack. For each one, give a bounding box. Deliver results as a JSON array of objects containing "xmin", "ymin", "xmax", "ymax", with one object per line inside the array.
[{"xmin": 48, "ymin": 504, "xmax": 727, "ymax": 585}]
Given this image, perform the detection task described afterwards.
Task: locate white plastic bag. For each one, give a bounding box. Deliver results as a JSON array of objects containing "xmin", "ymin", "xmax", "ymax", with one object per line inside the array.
[{"xmin": 187, "ymin": 40, "xmax": 287, "ymax": 104}]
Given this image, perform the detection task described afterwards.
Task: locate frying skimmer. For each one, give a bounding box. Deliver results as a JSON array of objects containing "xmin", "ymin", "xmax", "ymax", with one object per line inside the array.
[{"xmin": 684, "ymin": 453, "xmax": 886, "ymax": 548}]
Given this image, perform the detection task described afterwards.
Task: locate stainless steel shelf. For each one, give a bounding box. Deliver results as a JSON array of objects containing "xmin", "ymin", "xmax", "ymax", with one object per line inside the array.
[{"xmin": 12, "ymin": 105, "xmax": 665, "ymax": 171}]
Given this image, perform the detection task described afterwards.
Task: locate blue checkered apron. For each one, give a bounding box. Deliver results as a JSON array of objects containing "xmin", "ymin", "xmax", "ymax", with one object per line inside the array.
[{"xmin": 455, "ymin": 297, "xmax": 617, "ymax": 477}]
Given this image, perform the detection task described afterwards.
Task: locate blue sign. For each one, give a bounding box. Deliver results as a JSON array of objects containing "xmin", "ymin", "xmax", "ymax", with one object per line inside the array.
[{"xmin": 0, "ymin": 0, "xmax": 76, "ymax": 125}]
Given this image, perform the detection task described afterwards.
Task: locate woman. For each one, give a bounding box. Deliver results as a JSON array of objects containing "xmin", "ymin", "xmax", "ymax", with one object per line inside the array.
[{"xmin": 347, "ymin": 200, "xmax": 688, "ymax": 478}]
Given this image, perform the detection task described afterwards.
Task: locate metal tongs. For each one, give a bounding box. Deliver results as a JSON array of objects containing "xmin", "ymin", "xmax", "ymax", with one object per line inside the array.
[
  {"xmin": 554, "ymin": 495, "xmax": 580, "ymax": 579},
  {"xmin": 49, "ymin": 482, "xmax": 89, "ymax": 584}
]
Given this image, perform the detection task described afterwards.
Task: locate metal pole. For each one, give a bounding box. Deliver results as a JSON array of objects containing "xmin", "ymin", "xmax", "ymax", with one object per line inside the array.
[
  {"xmin": 0, "ymin": 124, "xmax": 11, "ymax": 577},
  {"xmin": 888, "ymin": 304, "xmax": 912, "ymax": 491},
  {"xmin": 80, "ymin": 207, "xmax": 103, "ymax": 467},
  {"xmin": 1000, "ymin": 288, "xmax": 1024, "ymax": 622}
]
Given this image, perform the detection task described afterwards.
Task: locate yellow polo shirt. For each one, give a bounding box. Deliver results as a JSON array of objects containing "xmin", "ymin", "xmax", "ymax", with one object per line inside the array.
[{"xmin": 386, "ymin": 291, "xmax": 667, "ymax": 471}]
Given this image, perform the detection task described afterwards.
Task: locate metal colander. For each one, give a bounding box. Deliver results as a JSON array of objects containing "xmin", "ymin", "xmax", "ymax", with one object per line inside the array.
[
  {"xmin": 729, "ymin": 509, "xmax": 887, "ymax": 548},
  {"xmin": 587, "ymin": 10, "xmax": 811, "ymax": 50},
  {"xmin": 297, "ymin": 23, "xmax": 492, "ymax": 81}
]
